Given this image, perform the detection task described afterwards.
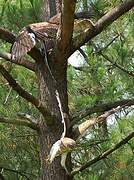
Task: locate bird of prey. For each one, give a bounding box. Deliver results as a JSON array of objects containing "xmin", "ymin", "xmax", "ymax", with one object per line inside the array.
[
  {"xmin": 11, "ymin": 12, "xmax": 94, "ymax": 60},
  {"xmin": 48, "ymin": 137, "xmax": 76, "ymax": 174},
  {"xmin": 11, "ymin": 22, "xmax": 58, "ymax": 60},
  {"xmin": 48, "ymin": 90, "xmax": 76, "ymax": 174}
]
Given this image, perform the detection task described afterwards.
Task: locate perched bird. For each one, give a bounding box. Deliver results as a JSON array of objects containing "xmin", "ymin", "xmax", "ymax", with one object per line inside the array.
[
  {"xmin": 11, "ymin": 13, "xmax": 94, "ymax": 60},
  {"xmin": 11, "ymin": 22, "xmax": 58, "ymax": 60},
  {"xmin": 48, "ymin": 137, "xmax": 76, "ymax": 174}
]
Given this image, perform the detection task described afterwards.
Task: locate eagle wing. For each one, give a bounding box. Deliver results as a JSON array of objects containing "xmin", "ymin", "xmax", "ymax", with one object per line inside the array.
[
  {"xmin": 11, "ymin": 22, "xmax": 58, "ymax": 60},
  {"xmin": 11, "ymin": 28, "xmax": 36, "ymax": 60}
]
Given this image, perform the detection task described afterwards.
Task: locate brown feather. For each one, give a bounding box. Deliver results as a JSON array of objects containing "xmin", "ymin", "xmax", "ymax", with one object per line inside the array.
[{"xmin": 11, "ymin": 22, "xmax": 58, "ymax": 60}]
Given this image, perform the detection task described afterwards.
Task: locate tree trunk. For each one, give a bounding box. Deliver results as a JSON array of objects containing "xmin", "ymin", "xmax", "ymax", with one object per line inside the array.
[{"xmin": 36, "ymin": 56, "xmax": 72, "ymax": 180}]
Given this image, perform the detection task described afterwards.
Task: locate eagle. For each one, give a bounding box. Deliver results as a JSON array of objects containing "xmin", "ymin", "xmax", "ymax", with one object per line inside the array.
[
  {"xmin": 11, "ymin": 13, "xmax": 94, "ymax": 60},
  {"xmin": 11, "ymin": 21, "xmax": 59, "ymax": 60}
]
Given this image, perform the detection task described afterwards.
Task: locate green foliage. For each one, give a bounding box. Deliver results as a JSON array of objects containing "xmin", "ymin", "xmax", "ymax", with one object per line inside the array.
[
  {"xmin": 68, "ymin": 1, "xmax": 134, "ymax": 179},
  {"xmin": 0, "ymin": 0, "xmax": 134, "ymax": 179},
  {"xmin": 0, "ymin": 0, "xmax": 42, "ymax": 179},
  {"xmin": 0, "ymin": 0, "xmax": 42, "ymax": 31}
]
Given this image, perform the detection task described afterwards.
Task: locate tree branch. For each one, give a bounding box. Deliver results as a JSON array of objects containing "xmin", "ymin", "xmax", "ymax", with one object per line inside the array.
[
  {"xmin": 75, "ymin": 10, "xmax": 96, "ymax": 19},
  {"xmin": 0, "ymin": 65, "xmax": 54, "ymax": 121},
  {"xmin": 0, "ymin": 116, "xmax": 38, "ymax": 130},
  {"xmin": 0, "ymin": 28, "xmax": 15, "ymax": 43},
  {"xmin": 100, "ymin": 53, "xmax": 134, "ymax": 77},
  {"xmin": 71, "ymin": 98, "xmax": 134, "ymax": 126},
  {"xmin": 71, "ymin": 0, "xmax": 134, "ymax": 54},
  {"xmin": 94, "ymin": 34, "xmax": 120, "ymax": 54},
  {"xmin": 71, "ymin": 131, "xmax": 134, "ymax": 175},
  {"xmin": 57, "ymin": 0, "xmax": 76, "ymax": 55},
  {"xmin": 0, "ymin": 50, "xmax": 35, "ymax": 71},
  {"xmin": 0, "ymin": 166, "xmax": 35, "ymax": 180},
  {"xmin": 73, "ymin": 106, "xmax": 125, "ymax": 138}
]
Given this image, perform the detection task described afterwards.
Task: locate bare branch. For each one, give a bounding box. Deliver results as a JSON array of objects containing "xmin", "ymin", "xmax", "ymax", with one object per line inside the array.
[
  {"xmin": 0, "ymin": 65, "xmax": 53, "ymax": 120},
  {"xmin": 71, "ymin": 0, "xmax": 134, "ymax": 54},
  {"xmin": 0, "ymin": 116, "xmax": 38, "ymax": 130},
  {"xmin": 72, "ymin": 131, "xmax": 134, "ymax": 175},
  {"xmin": 0, "ymin": 50, "xmax": 35, "ymax": 71},
  {"xmin": 71, "ymin": 98, "xmax": 134, "ymax": 126}
]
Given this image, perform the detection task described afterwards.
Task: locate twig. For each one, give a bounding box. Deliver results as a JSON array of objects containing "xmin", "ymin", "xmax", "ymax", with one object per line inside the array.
[
  {"xmin": 94, "ymin": 34, "xmax": 119, "ymax": 54},
  {"xmin": 0, "ymin": 166, "xmax": 36, "ymax": 180},
  {"xmin": 4, "ymin": 87, "xmax": 12, "ymax": 104},
  {"xmin": 101, "ymin": 53, "xmax": 134, "ymax": 77},
  {"xmin": 71, "ymin": 131, "xmax": 134, "ymax": 175}
]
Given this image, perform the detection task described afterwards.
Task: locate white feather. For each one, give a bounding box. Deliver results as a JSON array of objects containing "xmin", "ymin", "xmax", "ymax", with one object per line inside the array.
[
  {"xmin": 28, "ymin": 32, "xmax": 36, "ymax": 45},
  {"xmin": 49, "ymin": 140, "xmax": 61, "ymax": 163}
]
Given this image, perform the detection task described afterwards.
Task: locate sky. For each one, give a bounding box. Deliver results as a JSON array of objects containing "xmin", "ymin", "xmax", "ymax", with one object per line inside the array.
[{"xmin": 68, "ymin": 50, "xmax": 87, "ymax": 67}]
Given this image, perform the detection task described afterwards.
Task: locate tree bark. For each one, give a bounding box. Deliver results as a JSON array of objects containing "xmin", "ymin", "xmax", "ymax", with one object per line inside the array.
[{"xmin": 36, "ymin": 55, "xmax": 71, "ymax": 179}]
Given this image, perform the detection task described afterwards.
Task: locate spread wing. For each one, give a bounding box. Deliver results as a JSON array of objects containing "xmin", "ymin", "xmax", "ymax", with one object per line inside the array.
[
  {"xmin": 11, "ymin": 28, "xmax": 36, "ymax": 60},
  {"xmin": 11, "ymin": 22, "xmax": 58, "ymax": 60}
]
